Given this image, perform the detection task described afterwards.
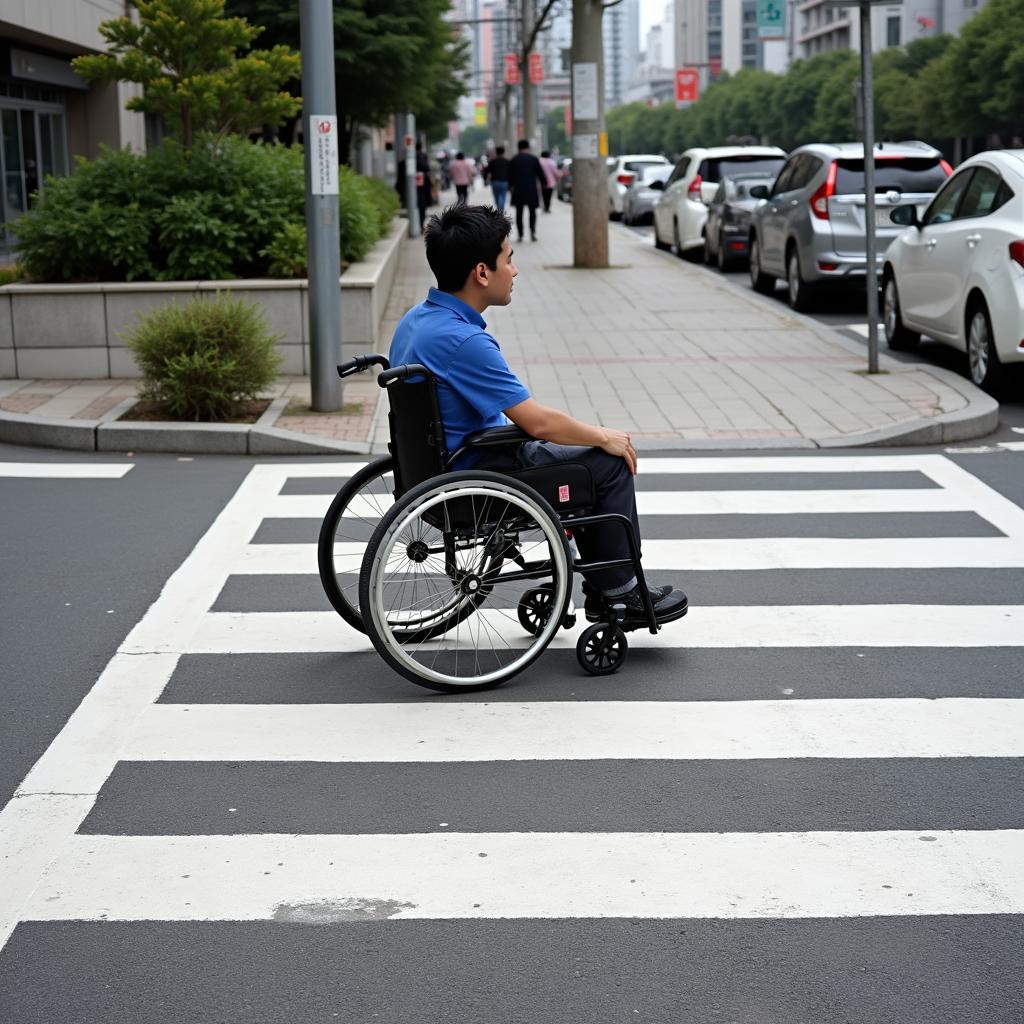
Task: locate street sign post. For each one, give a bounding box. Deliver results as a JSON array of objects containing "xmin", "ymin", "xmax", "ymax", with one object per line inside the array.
[{"xmin": 675, "ymin": 67, "xmax": 699, "ymax": 106}]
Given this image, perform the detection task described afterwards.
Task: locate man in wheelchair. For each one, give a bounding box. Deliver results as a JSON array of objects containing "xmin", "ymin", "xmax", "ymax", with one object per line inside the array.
[{"xmin": 388, "ymin": 203, "xmax": 687, "ymax": 626}]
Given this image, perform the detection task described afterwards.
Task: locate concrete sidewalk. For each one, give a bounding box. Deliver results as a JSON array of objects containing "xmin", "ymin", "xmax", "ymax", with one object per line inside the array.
[{"xmin": 0, "ymin": 185, "xmax": 997, "ymax": 453}]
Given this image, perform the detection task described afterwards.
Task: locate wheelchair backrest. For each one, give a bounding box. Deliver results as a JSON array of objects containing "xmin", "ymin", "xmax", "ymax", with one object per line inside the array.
[{"xmin": 385, "ymin": 372, "xmax": 448, "ymax": 497}]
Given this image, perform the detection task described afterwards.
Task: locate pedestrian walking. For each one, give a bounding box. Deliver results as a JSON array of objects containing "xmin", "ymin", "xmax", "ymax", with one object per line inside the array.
[
  {"xmin": 484, "ymin": 145, "xmax": 510, "ymax": 212},
  {"xmin": 507, "ymin": 138, "xmax": 546, "ymax": 241},
  {"xmin": 449, "ymin": 151, "xmax": 475, "ymax": 204},
  {"xmin": 539, "ymin": 150, "xmax": 559, "ymax": 213},
  {"xmin": 415, "ymin": 143, "xmax": 433, "ymax": 233}
]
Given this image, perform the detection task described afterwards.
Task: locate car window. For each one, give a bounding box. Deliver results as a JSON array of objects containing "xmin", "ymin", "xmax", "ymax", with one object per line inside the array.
[
  {"xmin": 922, "ymin": 169, "xmax": 974, "ymax": 227},
  {"xmin": 666, "ymin": 157, "xmax": 690, "ymax": 186},
  {"xmin": 703, "ymin": 155, "xmax": 785, "ymax": 184},
  {"xmin": 731, "ymin": 175, "xmax": 774, "ymax": 200},
  {"xmin": 624, "ymin": 160, "xmax": 666, "ymax": 175},
  {"xmin": 790, "ymin": 155, "xmax": 823, "ymax": 192},
  {"xmin": 834, "ymin": 156, "xmax": 949, "ymax": 195},
  {"xmin": 770, "ymin": 157, "xmax": 799, "ymax": 196},
  {"xmin": 713, "ymin": 182, "xmax": 726, "ymax": 203},
  {"xmin": 994, "ymin": 179, "xmax": 1015, "ymax": 211},
  {"xmin": 957, "ymin": 167, "xmax": 1005, "ymax": 219},
  {"xmin": 639, "ymin": 166, "xmax": 668, "ymax": 186}
]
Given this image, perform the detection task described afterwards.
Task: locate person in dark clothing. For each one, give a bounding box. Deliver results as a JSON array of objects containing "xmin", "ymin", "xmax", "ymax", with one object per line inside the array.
[
  {"xmin": 484, "ymin": 145, "xmax": 510, "ymax": 212},
  {"xmin": 415, "ymin": 143, "xmax": 433, "ymax": 232},
  {"xmin": 506, "ymin": 138, "xmax": 546, "ymax": 241}
]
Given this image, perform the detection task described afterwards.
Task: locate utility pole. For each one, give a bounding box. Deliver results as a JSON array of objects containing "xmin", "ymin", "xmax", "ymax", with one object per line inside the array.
[
  {"xmin": 858, "ymin": 0, "xmax": 880, "ymax": 374},
  {"xmin": 403, "ymin": 111, "xmax": 420, "ymax": 237},
  {"xmin": 299, "ymin": 0, "xmax": 342, "ymax": 411},
  {"xmin": 521, "ymin": 0, "xmax": 537, "ymax": 148},
  {"xmin": 571, "ymin": 0, "xmax": 608, "ymax": 268}
]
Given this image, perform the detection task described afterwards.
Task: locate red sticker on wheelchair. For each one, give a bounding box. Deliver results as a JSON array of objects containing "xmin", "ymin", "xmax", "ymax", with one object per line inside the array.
[{"xmin": 558, "ymin": 484, "xmax": 570, "ymax": 503}]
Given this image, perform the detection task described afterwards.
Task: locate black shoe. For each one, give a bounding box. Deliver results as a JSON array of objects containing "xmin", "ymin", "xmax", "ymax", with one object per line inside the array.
[
  {"xmin": 531, "ymin": 232, "xmax": 538, "ymax": 241},
  {"xmin": 517, "ymin": 234, "xmax": 524, "ymax": 242},
  {"xmin": 583, "ymin": 582, "xmax": 684, "ymax": 623}
]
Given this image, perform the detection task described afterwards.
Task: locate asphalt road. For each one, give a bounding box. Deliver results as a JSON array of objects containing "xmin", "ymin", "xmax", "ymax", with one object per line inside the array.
[
  {"xmin": 625, "ymin": 219, "xmax": 1024, "ymax": 438},
  {"xmin": 2, "ymin": 438, "xmax": 1024, "ymax": 1023}
]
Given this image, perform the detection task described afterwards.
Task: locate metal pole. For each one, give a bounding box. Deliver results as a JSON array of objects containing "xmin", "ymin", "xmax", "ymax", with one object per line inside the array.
[
  {"xmin": 860, "ymin": 0, "xmax": 879, "ymax": 374},
  {"xmin": 403, "ymin": 112, "xmax": 420, "ymax": 235},
  {"xmin": 300, "ymin": 0, "xmax": 342, "ymax": 411},
  {"xmin": 522, "ymin": 0, "xmax": 536, "ymax": 148},
  {"xmin": 571, "ymin": 0, "xmax": 608, "ymax": 268}
]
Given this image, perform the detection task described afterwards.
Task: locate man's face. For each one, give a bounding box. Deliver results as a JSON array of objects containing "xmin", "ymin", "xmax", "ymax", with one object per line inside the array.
[{"xmin": 482, "ymin": 238, "xmax": 518, "ymax": 306}]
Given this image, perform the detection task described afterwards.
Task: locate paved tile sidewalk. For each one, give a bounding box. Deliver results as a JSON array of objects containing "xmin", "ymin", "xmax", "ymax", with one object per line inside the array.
[{"xmin": 0, "ymin": 184, "xmax": 990, "ymax": 452}]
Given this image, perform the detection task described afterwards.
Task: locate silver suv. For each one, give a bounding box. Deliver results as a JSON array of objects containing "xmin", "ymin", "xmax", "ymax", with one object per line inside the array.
[{"xmin": 747, "ymin": 141, "xmax": 951, "ymax": 311}]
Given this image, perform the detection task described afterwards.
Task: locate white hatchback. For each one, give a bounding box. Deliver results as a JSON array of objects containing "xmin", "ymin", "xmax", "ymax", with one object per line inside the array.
[
  {"xmin": 607, "ymin": 154, "xmax": 670, "ymax": 219},
  {"xmin": 653, "ymin": 145, "xmax": 786, "ymax": 260},
  {"xmin": 883, "ymin": 149, "xmax": 1024, "ymax": 392}
]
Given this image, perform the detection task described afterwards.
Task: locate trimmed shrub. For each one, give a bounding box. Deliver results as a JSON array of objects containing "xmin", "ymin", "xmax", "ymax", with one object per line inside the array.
[
  {"xmin": 125, "ymin": 294, "xmax": 282, "ymax": 421},
  {"xmin": 12, "ymin": 135, "xmax": 396, "ymax": 282}
]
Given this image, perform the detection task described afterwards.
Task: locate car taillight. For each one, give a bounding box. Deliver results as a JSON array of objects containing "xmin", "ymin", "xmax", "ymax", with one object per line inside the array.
[
  {"xmin": 687, "ymin": 174, "xmax": 703, "ymax": 197},
  {"xmin": 809, "ymin": 162, "xmax": 838, "ymax": 220},
  {"xmin": 617, "ymin": 173, "xmax": 635, "ymax": 185},
  {"xmin": 1010, "ymin": 241, "xmax": 1024, "ymax": 268},
  {"xmin": 940, "ymin": 160, "xmax": 953, "ymax": 176}
]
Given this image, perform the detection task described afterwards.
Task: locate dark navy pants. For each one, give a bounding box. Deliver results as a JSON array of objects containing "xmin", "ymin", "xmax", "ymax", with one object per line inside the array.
[{"xmin": 475, "ymin": 441, "xmax": 641, "ymax": 592}]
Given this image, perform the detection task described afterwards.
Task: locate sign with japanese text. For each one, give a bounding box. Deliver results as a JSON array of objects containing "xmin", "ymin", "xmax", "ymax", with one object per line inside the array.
[
  {"xmin": 309, "ymin": 115, "xmax": 338, "ymax": 195},
  {"xmin": 572, "ymin": 62, "xmax": 599, "ymax": 121},
  {"xmin": 675, "ymin": 67, "xmax": 699, "ymax": 105},
  {"xmin": 528, "ymin": 51, "xmax": 544, "ymax": 84}
]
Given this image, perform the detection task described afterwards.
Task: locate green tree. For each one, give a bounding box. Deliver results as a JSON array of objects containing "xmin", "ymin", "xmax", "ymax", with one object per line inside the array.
[
  {"xmin": 459, "ymin": 124, "xmax": 491, "ymax": 155},
  {"xmin": 226, "ymin": 0, "xmax": 468, "ymax": 163},
  {"xmin": 807, "ymin": 52, "xmax": 859, "ymax": 141},
  {"xmin": 72, "ymin": 0, "xmax": 300, "ymax": 148},
  {"xmin": 771, "ymin": 51, "xmax": 853, "ymax": 149},
  {"xmin": 545, "ymin": 106, "xmax": 569, "ymax": 154}
]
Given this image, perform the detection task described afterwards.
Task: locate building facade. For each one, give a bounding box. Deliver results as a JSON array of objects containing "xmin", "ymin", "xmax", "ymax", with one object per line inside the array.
[
  {"xmin": 0, "ymin": 0, "xmax": 146, "ymax": 242},
  {"xmin": 604, "ymin": 0, "xmax": 641, "ymax": 109}
]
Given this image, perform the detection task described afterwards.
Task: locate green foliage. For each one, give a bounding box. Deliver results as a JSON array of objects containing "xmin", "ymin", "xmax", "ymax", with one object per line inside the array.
[
  {"xmin": 545, "ymin": 106, "xmax": 569, "ymax": 154},
  {"xmin": 226, "ymin": 0, "xmax": 469, "ymax": 161},
  {"xmin": 0, "ymin": 265, "xmax": 23, "ymax": 285},
  {"xmin": 126, "ymin": 294, "xmax": 282, "ymax": 421},
  {"xmin": 12, "ymin": 135, "xmax": 396, "ymax": 282},
  {"xmin": 459, "ymin": 125, "xmax": 491, "ymax": 155},
  {"xmin": 73, "ymin": 0, "xmax": 300, "ymax": 148}
]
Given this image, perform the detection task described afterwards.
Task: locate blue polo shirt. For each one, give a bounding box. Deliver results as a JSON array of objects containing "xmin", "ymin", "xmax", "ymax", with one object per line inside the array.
[{"xmin": 388, "ymin": 288, "xmax": 530, "ymax": 460}]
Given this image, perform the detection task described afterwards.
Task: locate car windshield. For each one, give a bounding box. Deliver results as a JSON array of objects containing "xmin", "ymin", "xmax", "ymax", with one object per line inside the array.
[
  {"xmin": 623, "ymin": 160, "xmax": 666, "ymax": 174},
  {"xmin": 834, "ymin": 157, "xmax": 948, "ymax": 195},
  {"xmin": 702, "ymin": 156, "xmax": 785, "ymax": 183},
  {"xmin": 638, "ymin": 166, "xmax": 668, "ymax": 186},
  {"xmin": 726, "ymin": 175, "xmax": 774, "ymax": 199}
]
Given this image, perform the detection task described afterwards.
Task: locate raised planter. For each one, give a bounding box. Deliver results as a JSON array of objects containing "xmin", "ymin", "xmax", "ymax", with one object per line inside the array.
[{"xmin": 0, "ymin": 217, "xmax": 405, "ymax": 379}]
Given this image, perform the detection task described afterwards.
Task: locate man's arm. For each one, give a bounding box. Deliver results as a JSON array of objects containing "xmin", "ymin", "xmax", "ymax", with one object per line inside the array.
[{"xmin": 505, "ymin": 397, "xmax": 637, "ymax": 475}]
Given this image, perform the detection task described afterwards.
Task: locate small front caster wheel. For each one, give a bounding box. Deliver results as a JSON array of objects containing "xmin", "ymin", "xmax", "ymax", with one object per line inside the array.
[
  {"xmin": 576, "ymin": 622, "xmax": 628, "ymax": 676},
  {"xmin": 561, "ymin": 612, "xmax": 577, "ymax": 630},
  {"xmin": 517, "ymin": 585, "xmax": 555, "ymax": 637}
]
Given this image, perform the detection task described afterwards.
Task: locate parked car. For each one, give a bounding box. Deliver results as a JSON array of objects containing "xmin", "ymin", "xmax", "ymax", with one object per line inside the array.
[
  {"xmin": 703, "ymin": 172, "xmax": 777, "ymax": 269},
  {"xmin": 607, "ymin": 154, "xmax": 671, "ymax": 219},
  {"xmin": 653, "ymin": 146, "xmax": 786, "ymax": 260},
  {"xmin": 557, "ymin": 158, "xmax": 572, "ymax": 202},
  {"xmin": 622, "ymin": 165, "xmax": 670, "ymax": 225},
  {"xmin": 746, "ymin": 140, "xmax": 952, "ymax": 311},
  {"xmin": 882, "ymin": 149, "xmax": 1024, "ymax": 392}
]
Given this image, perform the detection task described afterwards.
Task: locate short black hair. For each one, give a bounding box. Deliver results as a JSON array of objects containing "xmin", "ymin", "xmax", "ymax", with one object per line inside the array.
[
  {"xmin": 495, "ymin": 145, "xmax": 505, "ymax": 156},
  {"xmin": 541, "ymin": 150, "xmax": 550, "ymax": 158},
  {"xmin": 517, "ymin": 139, "xmax": 529, "ymax": 150},
  {"xmin": 424, "ymin": 204, "xmax": 511, "ymax": 293},
  {"xmin": 455, "ymin": 151, "xmax": 465, "ymax": 160}
]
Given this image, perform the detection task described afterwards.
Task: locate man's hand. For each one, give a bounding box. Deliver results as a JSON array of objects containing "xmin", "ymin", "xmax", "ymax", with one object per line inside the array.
[{"xmin": 598, "ymin": 428, "xmax": 637, "ymax": 475}]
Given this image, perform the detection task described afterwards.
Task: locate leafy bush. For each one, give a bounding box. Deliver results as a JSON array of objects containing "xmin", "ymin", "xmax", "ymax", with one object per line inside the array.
[
  {"xmin": 12, "ymin": 136, "xmax": 397, "ymax": 282},
  {"xmin": 125, "ymin": 294, "xmax": 282, "ymax": 421}
]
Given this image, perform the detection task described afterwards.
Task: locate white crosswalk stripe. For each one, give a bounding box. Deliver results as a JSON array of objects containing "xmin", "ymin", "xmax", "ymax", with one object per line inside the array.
[{"xmin": 3, "ymin": 453, "xmax": 1024, "ymax": 948}]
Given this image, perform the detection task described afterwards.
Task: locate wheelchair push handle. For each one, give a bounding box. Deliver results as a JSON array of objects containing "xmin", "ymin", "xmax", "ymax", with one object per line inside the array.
[
  {"xmin": 377, "ymin": 363, "xmax": 433, "ymax": 387},
  {"xmin": 337, "ymin": 354, "xmax": 390, "ymax": 379}
]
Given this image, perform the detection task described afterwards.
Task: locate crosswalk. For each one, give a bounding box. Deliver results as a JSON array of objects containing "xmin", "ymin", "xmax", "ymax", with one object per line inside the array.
[{"xmin": 3, "ymin": 453, "xmax": 1024, "ymax": 948}]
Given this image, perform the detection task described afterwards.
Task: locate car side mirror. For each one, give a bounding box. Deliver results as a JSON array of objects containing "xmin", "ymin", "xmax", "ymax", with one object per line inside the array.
[
  {"xmin": 890, "ymin": 204, "xmax": 920, "ymax": 228},
  {"xmin": 748, "ymin": 184, "xmax": 769, "ymax": 200},
  {"xmin": 649, "ymin": 179, "xmax": 665, "ymax": 191}
]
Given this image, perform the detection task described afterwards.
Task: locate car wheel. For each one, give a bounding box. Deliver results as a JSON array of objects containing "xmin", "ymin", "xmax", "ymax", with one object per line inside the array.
[
  {"xmin": 967, "ymin": 300, "xmax": 1002, "ymax": 394},
  {"xmin": 716, "ymin": 231, "xmax": 730, "ymax": 271},
  {"xmin": 882, "ymin": 274, "xmax": 921, "ymax": 351},
  {"xmin": 786, "ymin": 248, "xmax": 815, "ymax": 312},
  {"xmin": 609, "ymin": 197, "xmax": 621, "ymax": 222},
  {"xmin": 703, "ymin": 231, "xmax": 713, "ymax": 264},
  {"xmin": 748, "ymin": 236, "xmax": 776, "ymax": 294}
]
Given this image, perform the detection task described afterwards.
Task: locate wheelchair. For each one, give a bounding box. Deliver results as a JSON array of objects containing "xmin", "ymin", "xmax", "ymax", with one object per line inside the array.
[{"xmin": 317, "ymin": 354, "xmax": 680, "ymax": 693}]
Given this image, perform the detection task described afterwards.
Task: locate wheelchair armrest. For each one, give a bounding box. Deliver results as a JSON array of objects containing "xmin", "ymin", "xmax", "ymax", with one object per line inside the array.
[{"xmin": 462, "ymin": 425, "xmax": 532, "ymax": 448}]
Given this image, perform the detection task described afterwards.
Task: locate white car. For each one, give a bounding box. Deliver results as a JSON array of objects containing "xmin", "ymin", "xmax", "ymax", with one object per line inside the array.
[
  {"xmin": 607, "ymin": 154, "xmax": 670, "ymax": 219},
  {"xmin": 883, "ymin": 149, "xmax": 1024, "ymax": 393},
  {"xmin": 653, "ymin": 145, "xmax": 786, "ymax": 260}
]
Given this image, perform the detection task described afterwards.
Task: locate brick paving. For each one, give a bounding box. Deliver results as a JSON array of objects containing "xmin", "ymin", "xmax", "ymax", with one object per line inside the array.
[{"xmin": 0, "ymin": 185, "xmax": 983, "ymax": 451}]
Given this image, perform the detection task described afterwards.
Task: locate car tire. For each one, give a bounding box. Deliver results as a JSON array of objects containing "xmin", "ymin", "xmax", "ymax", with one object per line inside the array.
[
  {"xmin": 703, "ymin": 231, "xmax": 713, "ymax": 265},
  {"xmin": 882, "ymin": 274, "xmax": 921, "ymax": 351},
  {"xmin": 716, "ymin": 231, "xmax": 731, "ymax": 272},
  {"xmin": 748, "ymin": 236, "xmax": 776, "ymax": 294},
  {"xmin": 966, "ymin": 299, "xmax": 1002, "ymax": 394},
  {"xmin": 786, "ymin": 247, "xmax": 815, "ymax": 312},
  {"xmin": 654, "ymin": 222, "xmax": 671, "ymax": 251}
]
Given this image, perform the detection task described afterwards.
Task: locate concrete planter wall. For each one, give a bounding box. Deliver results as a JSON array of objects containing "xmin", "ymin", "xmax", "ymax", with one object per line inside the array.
[{"xmin": 0, "ymin": 217, "xmax": 405, "ymax": 379}]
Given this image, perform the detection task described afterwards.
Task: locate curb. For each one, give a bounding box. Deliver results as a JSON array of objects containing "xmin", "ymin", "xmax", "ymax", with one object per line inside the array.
[{"xmin": 631, "ymin": 222, "xmax": 1000, "ymax": 448}]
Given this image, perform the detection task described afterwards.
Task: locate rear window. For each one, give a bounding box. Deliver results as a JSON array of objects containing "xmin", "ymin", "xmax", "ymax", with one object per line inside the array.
[
  {"xmin": 623, "ymin": 160, "xmax": 666, "ymax": 174},
  {"xmin": 701, "ymin": 156, "xmax": 785, "ymax": 183},
  {"xmin": 834, "ymin": 157, "xmax": 948, "ymax": 195}
]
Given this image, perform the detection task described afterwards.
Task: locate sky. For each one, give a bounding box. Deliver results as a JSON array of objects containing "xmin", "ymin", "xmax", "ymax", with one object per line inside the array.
[{"xmin": 639, "ymin": 0, "xmax": 668, "ymax": 37}]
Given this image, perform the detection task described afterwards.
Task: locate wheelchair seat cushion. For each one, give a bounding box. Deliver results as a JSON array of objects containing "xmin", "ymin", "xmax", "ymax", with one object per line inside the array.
[{"xmin": 508, "ymin": 462, "xmax": 594, "ymax": 512}]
